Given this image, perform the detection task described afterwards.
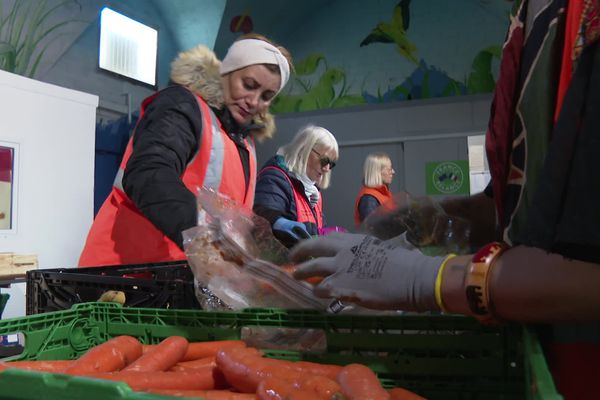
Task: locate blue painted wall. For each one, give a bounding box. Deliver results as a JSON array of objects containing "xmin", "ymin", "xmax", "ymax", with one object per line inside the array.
[{"xmin": 214, "ymin": 0, "xmax": 511, "ymax": 112}]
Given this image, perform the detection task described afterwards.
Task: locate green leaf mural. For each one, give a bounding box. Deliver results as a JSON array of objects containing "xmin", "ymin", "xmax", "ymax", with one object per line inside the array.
[
  {"xmin": 270, "ymin": 55, "xmax": 365, "ymax": 113},
  {"xmin": 467, "ymin": 45, "xmax": 502, "ymax": 94},
  {"xmin": 360, "ymin": 0, "xmax": 418, "ymax": 65},
  {"xmin": 228, "ymin": 0, "xmax": 509, "ymax": 113},
  {"xmin": 295, "ymin": 53, "xmax": 326, "ymax": 75},
  {"xmin": 0, "ymin": 0, "xmax": 80, "ymax": 78},
  {"xmin": 0, "ymin": 42, "xmax": 17, "ymax": 72}
]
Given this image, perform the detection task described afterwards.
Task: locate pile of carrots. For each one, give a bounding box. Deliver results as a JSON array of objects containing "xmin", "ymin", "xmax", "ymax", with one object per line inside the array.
[{"xmin": 0, "ymin": 335, "xmax": 425, "ymax": 400}]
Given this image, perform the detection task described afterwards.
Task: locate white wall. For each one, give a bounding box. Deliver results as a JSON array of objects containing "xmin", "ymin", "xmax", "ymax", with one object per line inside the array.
[{"xmin": 0, "ymin": 70, "xmax": 98, "ymax": 318}]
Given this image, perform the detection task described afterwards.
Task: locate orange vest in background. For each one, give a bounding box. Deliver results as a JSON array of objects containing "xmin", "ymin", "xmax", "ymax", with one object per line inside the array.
[
  {"xmin": 354, "ymin": 185, "xmax": 393, "ymax": 226},
  {"xmin": 78, "ymin": 90, "xmax": 256, "ymax": 267},
  {"xmin": 293, "ymin": 186, "xmax": 323, "ymax": 231}
]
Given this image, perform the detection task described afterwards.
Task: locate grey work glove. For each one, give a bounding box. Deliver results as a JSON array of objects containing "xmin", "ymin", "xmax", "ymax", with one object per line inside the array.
[
  {"xmin": 298, "ymin": 232, "xmax": 416, "ymax": 252},
  {"xmin": 290, "ymin": 234, "xmax": 445, "ymax": 311}
]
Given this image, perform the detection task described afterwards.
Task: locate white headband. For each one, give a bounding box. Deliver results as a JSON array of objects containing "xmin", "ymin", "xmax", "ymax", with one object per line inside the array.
[{"xmin": 219, "ymin": 38, "xmax": 290, "ymax": 93}]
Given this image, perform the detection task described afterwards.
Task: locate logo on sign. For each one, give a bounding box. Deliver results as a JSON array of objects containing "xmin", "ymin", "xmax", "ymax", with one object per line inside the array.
[{"xmin": 432, "ymin": 161, "xmax": 464, "ymax": 194}]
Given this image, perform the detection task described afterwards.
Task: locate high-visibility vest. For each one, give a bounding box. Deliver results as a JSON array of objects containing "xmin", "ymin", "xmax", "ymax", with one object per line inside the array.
[
  {"xmin": 78, "ymin": 89, "xmax": 256, "ymax": 267},
  {"xmin": 353, "ymin": 185, "xmax": 393, "ymax": 226},
  {"xmin": 260, "ymin": 166, "xmax": 323, "ymax": 233}
]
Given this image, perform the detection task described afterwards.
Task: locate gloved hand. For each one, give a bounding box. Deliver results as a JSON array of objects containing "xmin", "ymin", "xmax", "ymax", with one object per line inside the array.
[
  {"xmin": 289, "ymin": 232, "xmax": 415, "ymax": 256},
  {"xmin": 290, "ymin": 234, "xmax": 445, "ymax": 311},
  {"xmin": 272, "ymin": 217, "xmax": 312, "ymax": 248},
  {"xmin": 383, "ymin": 232, "xmax": 416, "ymax": 250}
]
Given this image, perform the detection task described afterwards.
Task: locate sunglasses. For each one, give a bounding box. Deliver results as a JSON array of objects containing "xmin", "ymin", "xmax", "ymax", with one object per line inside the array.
[{"xmin": 312, "ymin": 149, "xmax": 336, "ymax": 169}]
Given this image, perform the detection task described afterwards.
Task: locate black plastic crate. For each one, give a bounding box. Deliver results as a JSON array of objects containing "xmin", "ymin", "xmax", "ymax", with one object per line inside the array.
[{"xmin": 25, "ymin": 260, "xmax": 200, "ymax": 315}]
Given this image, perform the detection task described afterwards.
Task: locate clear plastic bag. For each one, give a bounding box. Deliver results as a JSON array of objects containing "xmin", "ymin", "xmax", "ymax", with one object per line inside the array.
[
  {"xmin": 182, "ymin": 188, "xmax": 332, "ymax": 311},
  {"xmin": 361, "ymin": 192, "xmax": 471, "ymax": 256}
]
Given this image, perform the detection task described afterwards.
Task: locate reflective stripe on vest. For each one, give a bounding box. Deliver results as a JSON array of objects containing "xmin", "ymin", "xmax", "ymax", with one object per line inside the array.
[
  {"xmin": 202, "ymin": 108, "xmax": 225, "ymax": 190},
  {"xmin": 114, "ymin": 95, "xmax": 224, "ymax": 194}
]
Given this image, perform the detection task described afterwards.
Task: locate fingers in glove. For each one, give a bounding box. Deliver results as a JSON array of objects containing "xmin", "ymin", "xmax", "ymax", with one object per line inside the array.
[
  {"xmin": 290, "ymin": 238, "xmax": 337, "ymax": 261},
  {"xmin": 384, "ymin": 232, "xmax": 416, "ymax": 250},
  {"xmin": 314, "ymin": 280, "xmax": 394, "ymax": 310},
  {"xmin": 313, "ymin": 278, "xmax": 361, "ymax": 304},
  {"xmin": 290, "ymin": 233, "xmax": 362, "ymax": 261},
  {"xmin": 292, "ymin": 257, "xmax": 338, "ymax": 280}
]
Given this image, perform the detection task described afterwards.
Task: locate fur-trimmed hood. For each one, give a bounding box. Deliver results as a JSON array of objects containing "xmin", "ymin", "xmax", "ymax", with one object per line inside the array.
[{"xmin": 170, "ymin": 45, "xmax": 276, "ymax": 141}]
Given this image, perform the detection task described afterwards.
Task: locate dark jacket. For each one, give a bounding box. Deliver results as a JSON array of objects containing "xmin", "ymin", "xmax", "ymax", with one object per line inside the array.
[
  {"xmin": 357, "ymin": 195, "xmax": 381, "ymax": 223},
  {"xmin": 253, "ymin": 155, "xmax": 322, "ymax": 236},
  {"xmin": 122, "ymin": 85, "xmax": 255, "ymax": 249}
]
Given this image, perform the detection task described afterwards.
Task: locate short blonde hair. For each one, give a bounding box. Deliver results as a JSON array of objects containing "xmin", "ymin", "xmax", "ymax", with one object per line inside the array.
[
  {"xmin": 277, "ymin": 125, "xmax": 338, "ymax": 189},
  {"xmin": 363, "ymin": 152, "xmax": 392, "ymax": 187}
]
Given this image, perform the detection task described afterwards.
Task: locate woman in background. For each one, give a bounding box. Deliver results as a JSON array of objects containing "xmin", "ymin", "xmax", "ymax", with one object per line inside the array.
[
  {"xmin": 254, "ymin": 125, "xmax": 338, "ymax": 248},
  {"xmin": 354, "ymin": 152, "xmax": 395, "ymax": 226},
  {"xmin": 291, "ymin": 1, "xmax": 600, "ymax": 396},
  {"xmin": 79, "ymin": 34, "xmax": 292, "ymax": 267}
]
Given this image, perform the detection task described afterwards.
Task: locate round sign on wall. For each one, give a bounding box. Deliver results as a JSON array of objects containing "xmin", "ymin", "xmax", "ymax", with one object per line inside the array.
[{"xmin": 426, "ymin": 160, "xmax": 470, "ymax": 195}]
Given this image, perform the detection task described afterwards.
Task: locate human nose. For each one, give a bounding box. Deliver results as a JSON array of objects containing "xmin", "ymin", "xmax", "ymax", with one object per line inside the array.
[
  {"xmin": 247, "ymin": 92, "xmax": 260, "ymax": 110},
  {"xmin": 322, "ymin": 163, "xmax": 331, "ymax": 172}
]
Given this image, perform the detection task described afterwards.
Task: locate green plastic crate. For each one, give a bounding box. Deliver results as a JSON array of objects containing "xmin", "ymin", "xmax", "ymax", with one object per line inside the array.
[{"xmin": 0, "ymin": 302, "xmax": 560, "ymax": 400}]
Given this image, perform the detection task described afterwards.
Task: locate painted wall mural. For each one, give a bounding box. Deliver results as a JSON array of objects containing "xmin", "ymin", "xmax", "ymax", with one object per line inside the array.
[
  {"xmin": 214, "ymin": 0, "xmax": 511, "ymax": 114},
  {"xmin": 0, "ymin": 0, "xmax": 85, "ymax": 79}
]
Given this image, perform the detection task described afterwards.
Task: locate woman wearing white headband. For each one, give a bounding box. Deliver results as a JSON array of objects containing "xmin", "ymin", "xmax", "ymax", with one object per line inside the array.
[{"xmin": 79, "ymin": 34, "xmax": 293, "ymax": 267}]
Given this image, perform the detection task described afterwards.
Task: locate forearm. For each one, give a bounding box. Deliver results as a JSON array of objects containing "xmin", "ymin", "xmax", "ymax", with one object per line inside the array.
[{"xmin": 442, "ymin": 246, "xmax": 600, "ymax": 323}]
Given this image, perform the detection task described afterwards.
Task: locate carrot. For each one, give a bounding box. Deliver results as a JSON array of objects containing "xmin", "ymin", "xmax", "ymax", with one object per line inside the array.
[
  {"xmin": 217, "ymin": 347, "xmax": 344, "ymax": 395},
  {"xmin": 144, "ymin": 340, "xmax": 246, "ymax": 361},
  {"xmin": 216, "ymin": 347, "xmax": 284, "ymax": 392},
  {"xmin": 124, "ymin": 336, "xmax": 188, "ymax": 372},
  {"xmin": 294, "ymin": 361, "xmax": 342, "ymax": 380},
  {"xmin": 257, "ymin": 377, "xmax": 315, "ymax": 400},
  {"xmin": 149, "ymin": 389, "xmax": 255, "ymax": 399},
  {"xmin": 83, "ymin": 369, "xmax": 228, "ymax": 391},
  {"xmin": 141, "ymin": 344, "xmax": 153, "ymax": 354},
  {"xmin": 388, "ymin": 387, "xmax": 426, "ymax": 400},
  {"xmin": 337, "ymin": 364, "xmax": 390, "ymax": 400},
  {"xmin": 256, "ymin": 378, "xmax": 295, "ymax": 399},
  {"xmin": 170, "ymin": 356, "xmax": 217, "ymax": 372},
  {"xmin": 0, "ymin": 360, "xmax": 73, "ymax": 373},
  {"xmin": 287, "ymin": 391, "xmax": 323, "ymax": 400},
  {"xmin": 182, "ymin": 340, "xmax": 247, "ymax": 361},
  {"xmin": 296, "ymin": 375, "xmax": 343, "ymax": 399},
  {"xmin": 66, "ymin": 335, "xmax": 143, "ymax": 374}
]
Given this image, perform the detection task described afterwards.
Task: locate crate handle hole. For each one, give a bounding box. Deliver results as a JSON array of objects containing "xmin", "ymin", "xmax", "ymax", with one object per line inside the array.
[{"xmin": 0, "ymin": 332, "xmax": 25, "ymax": 361}]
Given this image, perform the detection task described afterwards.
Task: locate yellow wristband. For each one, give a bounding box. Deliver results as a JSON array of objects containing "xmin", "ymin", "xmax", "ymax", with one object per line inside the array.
[{"xmin": 435, "ymin": 254, "xmax": 456, "ymax": 312}]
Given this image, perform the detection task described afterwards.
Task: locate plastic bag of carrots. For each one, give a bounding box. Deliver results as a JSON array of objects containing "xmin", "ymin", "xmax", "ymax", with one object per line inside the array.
[
  {"xmin": 182, "ymin": 188, "xmax": 334, "ymax": 312},
  {"xmin": 0, "ymin": 335, "xmax": 425, "ymax": 400}
]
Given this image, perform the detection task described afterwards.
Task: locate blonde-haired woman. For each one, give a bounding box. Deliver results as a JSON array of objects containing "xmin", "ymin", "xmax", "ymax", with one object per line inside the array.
[
  {"xmin": 254, "ymin": 125, "xmax": 338, "ymax": 248},
  {"xmin": 79, "ymin": 34, "xmax": 293, "ymax": 267},
  {"xmin": 354, "ymin": 152, "xmax": 395, "ymax": 226}
]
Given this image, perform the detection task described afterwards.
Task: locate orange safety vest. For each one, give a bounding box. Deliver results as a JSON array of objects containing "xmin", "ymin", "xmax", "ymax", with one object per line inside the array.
[
  {"xmin": 353, "ymin": 185, "xmax": 393, "ymax": 226},
  {"xmin": 261, "ymin": 166, "xmax": 323, "ymax": 232},
  {"xmin": 79, "ymin": 90, "xmax": 256, "ymax": 267}
]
